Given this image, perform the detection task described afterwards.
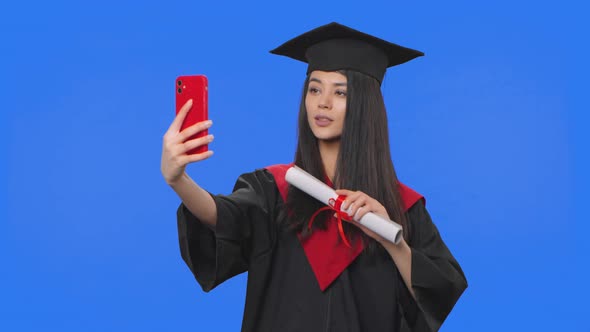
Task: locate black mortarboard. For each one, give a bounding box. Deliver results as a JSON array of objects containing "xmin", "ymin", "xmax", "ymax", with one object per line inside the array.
[{"xmin": 270, "ymin": 22, "xmax": 424, "ymax": 84}]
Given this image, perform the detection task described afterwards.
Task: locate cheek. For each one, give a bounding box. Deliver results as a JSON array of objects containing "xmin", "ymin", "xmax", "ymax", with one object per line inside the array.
[
  {"xmin": 305, "ymin": 96, "xmax": 314, "ymax": 121},
  {"xmin": 335, "ymin": 99, "xmax": 347, "ymax": 122},
  {"xmin": 305, "ymin": 95, "xmax": 313, "ymax": 112}
]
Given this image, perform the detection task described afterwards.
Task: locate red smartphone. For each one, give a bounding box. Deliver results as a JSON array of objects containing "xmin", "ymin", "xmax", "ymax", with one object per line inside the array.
[{"xmin": 175, "ymin": 75, "xmax": 209, "ymax": 154}]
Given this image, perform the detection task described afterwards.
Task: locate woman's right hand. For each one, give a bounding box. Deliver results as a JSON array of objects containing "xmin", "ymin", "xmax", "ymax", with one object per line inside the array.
[{"xmin": 161, "ymin": 99, "xmax": 214, "ymax": 186}]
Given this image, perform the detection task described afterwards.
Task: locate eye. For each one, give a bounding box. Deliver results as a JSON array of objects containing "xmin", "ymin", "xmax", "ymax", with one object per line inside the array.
[
  {"xmin": 336, "ymin": 89, "xmax": 347, "ymax": 97},
  {"xmin": 308, "ymin": 87, "xmax": 320, "ymax": 94}
]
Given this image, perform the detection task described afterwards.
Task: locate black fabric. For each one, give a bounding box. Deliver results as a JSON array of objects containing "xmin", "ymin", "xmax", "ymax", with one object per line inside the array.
[
  {"xmin": 269, "ymin": 22, "xmax": 424, "ymax": 83},
  {"xmin": 177, "ymin": 169, "xmax": 467, "ymax": 331}
]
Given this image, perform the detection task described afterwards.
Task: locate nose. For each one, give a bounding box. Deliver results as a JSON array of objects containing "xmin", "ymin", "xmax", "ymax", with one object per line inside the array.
[{"xmin": 319, "ymin": 94, "xmax": 332, "ymax": 110}]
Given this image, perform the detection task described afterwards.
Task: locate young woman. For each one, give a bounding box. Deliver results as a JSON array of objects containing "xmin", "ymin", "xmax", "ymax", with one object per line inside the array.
[{"xmin": 161, "ymin": 22, "xmax": 467, "ymax": 332}]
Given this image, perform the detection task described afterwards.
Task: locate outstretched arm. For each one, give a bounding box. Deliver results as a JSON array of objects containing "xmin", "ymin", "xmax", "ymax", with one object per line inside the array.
[{"xmin": 161, "ymin": 99, "xmax": 216, "ymax": 228}]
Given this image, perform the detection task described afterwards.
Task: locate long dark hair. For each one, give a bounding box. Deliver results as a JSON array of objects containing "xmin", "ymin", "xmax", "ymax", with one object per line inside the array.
[{"xmin": 284, "ymin": 70, "xmax": 410, "ymax": 251}]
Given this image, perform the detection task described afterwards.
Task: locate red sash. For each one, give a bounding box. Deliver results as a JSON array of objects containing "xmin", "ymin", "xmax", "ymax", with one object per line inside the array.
[{"xmin": 265, "ymin": 163, "xmax": 424, "ymax": 291}]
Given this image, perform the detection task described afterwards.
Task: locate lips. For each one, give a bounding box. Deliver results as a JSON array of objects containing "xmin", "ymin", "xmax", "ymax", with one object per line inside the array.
[{"xmin": 314, "ymin": 114, "xmax": 333, "ymax": 127}]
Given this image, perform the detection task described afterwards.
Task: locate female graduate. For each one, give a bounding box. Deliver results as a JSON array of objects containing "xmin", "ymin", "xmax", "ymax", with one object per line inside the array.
[{"xmin": 161, "ymin": 22, "xmax": 467, "ymax": 332}]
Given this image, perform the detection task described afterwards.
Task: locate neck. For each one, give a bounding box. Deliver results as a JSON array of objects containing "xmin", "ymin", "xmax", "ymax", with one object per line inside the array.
[{"xmin": 318, "ymin": 139, "xmax": 340, "ymax": 182}]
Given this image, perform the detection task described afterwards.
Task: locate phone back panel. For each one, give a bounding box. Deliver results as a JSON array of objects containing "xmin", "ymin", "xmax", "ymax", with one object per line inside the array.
[{"xmin": 175, "ymin": 75, "xmax": 208, "ymax": 154}]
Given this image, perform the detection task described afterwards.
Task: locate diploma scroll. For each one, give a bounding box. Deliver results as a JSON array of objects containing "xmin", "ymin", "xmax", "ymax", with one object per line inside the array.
[{"xmin": 285, "ymin": 166, "xmax": 403, "ymax": 244}]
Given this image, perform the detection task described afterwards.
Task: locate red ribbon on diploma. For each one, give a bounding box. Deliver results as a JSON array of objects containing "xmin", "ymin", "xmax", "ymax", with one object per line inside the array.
[{"xmin": 308, "ymin": 195, "xmax": 352, "ymax": 248}]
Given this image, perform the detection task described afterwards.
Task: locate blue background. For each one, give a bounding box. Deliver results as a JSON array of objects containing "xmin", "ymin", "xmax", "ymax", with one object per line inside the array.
[{"xmin": 2, "ymin": 0, "xmax": 588, "ymax": 331}]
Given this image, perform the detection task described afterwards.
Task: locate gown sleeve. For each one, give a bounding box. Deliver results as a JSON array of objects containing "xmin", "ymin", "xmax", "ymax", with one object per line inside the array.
[
  {"xmin": 399, "ymin": 199, "xmax": 468, "ymax": 332},
  {"xmin": 176, "ymin": 170, "xmax": 278, "ymax": 292}
]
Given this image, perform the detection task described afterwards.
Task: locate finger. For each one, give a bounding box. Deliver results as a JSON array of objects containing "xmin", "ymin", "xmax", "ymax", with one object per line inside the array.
[
  {"xmin": 347, "ymin": 197, "xmax": 367, "ymax": 217},
  {"xmin": 183, "ymin": 150, "xmax": 214, "ymax": 164},
  {"xmin": 178, "ymin": 120, "xmax": 213, "ymax": 142},
  {"xmin": 170, "ymin": 99, "xmax": 194, "ymax": 133},
  {"xmin": 341, "ymin": 191, "xmax": 364, "ymax": 211},
  {"xmin": 180, "ymin": 135, "xmax": 214, "ymax": 154},
  {"xmin": 354, "ymin": 206, "xmax": 371, "ymax": 221}
]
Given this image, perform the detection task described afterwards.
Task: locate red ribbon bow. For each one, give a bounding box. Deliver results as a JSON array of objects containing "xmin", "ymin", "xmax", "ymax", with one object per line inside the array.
[{"xmin": 308, "ymin": 195, "xmax": 353, "ymax": 248}]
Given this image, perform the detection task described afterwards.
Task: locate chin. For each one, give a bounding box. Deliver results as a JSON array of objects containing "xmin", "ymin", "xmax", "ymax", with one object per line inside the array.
[
  {"xmin": 313, "ymin": 132, "xmax": 341, "ymax": 142},
  {"xmin": 310, "ymin": 125, "xmax": 343, "ymax": 142}
]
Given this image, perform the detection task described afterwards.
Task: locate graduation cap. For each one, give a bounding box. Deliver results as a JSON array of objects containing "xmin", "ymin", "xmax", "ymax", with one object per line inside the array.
[{"xmin": 270, "ymin": 22, "xmax": 424, "ymax": 84}]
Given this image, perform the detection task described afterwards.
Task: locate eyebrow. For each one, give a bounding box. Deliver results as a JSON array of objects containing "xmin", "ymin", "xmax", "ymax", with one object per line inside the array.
[{"xmin": 309, "ymin": 77, "xmax": 347, "ymax": 87}]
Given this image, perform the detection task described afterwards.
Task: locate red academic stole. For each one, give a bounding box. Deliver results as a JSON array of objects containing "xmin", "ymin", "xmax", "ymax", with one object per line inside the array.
[{"xmin": 265, "ymin": 163, "xmax": 424, "ymax": 291}]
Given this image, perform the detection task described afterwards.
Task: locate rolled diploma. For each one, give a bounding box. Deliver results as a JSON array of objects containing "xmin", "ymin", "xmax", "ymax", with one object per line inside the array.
[{"xmin": 285, "ymin": 166, "xmax": 403, "ymax": 244}]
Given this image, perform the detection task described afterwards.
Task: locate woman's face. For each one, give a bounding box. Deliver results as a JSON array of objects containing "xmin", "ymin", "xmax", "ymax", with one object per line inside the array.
[{"xmin": 305, "ymin": 70, "xmax": 347, "ymax": 141}]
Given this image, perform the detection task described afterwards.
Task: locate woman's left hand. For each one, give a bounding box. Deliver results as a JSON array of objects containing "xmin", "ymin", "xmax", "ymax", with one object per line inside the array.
[{"xmin": 335, "ymin": 189, "xmax": 390, "ymax": 244}]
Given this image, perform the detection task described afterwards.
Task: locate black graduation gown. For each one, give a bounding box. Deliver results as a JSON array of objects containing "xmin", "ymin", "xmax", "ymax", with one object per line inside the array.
[{"xmin": 177, "ymin": 169, "xmax": 467, "ymax": 332}]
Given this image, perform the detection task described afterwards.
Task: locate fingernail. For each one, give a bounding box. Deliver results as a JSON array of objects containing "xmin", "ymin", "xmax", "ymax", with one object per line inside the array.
[
  {"xmin": 208, "ymin": 134, "xmax": 214, "ymax": 141},
  {"xmin": 207, "ymin": 120, "xmax": 213, "ymax": 126}
]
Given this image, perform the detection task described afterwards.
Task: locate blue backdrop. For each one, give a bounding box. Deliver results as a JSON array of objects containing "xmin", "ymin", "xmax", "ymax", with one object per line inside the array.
[{"xmin": 2, "ymin": 0, "xmax": 588, "ymax": 331}]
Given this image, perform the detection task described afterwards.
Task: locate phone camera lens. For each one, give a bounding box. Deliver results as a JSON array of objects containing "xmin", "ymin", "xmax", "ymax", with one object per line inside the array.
[
  {"xmin": 177, "ymin": 80, "xmax": 182, "ymax": 86},
  {"xmin": 177, "ymin": 88, "xmax": 182, "ymax": 94}
]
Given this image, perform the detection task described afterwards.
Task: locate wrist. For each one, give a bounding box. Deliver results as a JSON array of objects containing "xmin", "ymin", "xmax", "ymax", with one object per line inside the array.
[
  {"xmin": 167, "ymin": 172, "xmax": 188, "ymax": 188},
  {"xmin": 381, "ymin": 237, "xmax": 410, "ymax": 255}
]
